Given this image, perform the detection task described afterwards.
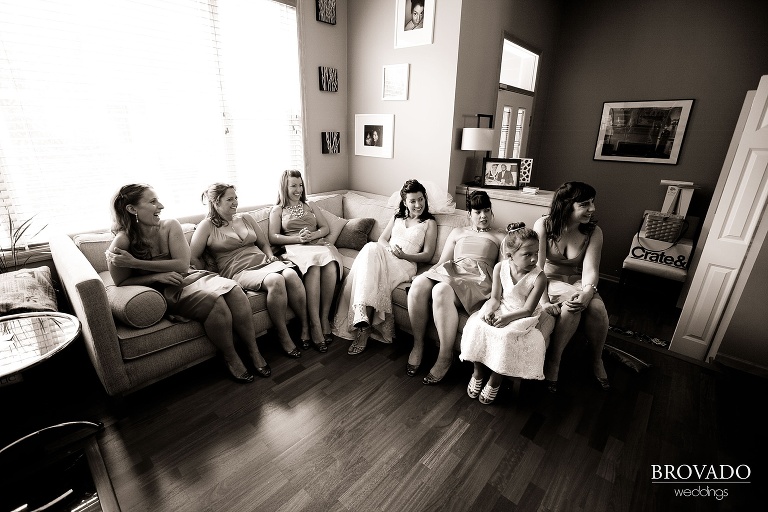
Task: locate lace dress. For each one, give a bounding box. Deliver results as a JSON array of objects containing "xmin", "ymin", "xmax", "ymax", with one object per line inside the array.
[
  {"xmin": 332, "ymin": 218, "xmax": 429, "ymax": 342},
  {"xmin": 279, "ymin": 203, "xmax": 343, "ymax": 276},
  {"xmin": 206, "ymin": 214, "xmax": 294, "ymax": 291},
  {"xmin": 460, "ymin": 261, "xmax": 552, "ymax": 380},
  {"xmin": 419, "ymin": 235, "xmax": 500, "ymax": 313}
]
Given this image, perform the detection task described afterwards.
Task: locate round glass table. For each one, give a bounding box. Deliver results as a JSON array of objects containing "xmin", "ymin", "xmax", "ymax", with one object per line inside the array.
[{"xmin": 0, "ymin": 311, "xmax": 81, "ymax": 380}]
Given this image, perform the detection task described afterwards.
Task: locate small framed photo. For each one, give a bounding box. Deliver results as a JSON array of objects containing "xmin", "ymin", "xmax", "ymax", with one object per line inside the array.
[
  {"xmin": 355, "ymin": 114, "xmax": 394, "ymax": 158},
  {"xmin": 594, "ymin": 99, "xmax": 694, "ymax": 164},
  {"xmin": 394, "ymin": 0, "xmax": 435, "ymax": 49},
  {"xmin": 382, "ymin": 64, "xmax": 410, "ymax": 101},
  {"xmin": 481, "ymin": 158, "xmax": 520, "ymax": 189},
  {"xmin": 318, "ymin": 66, "xmax": 338, "ymax": 92},
  {"xmin": 321, "ymin": 131, "xmax": 340, "ymax": 154},
  {"xmin": 315, "ymin": 0, "xmax": 336, "ymax": 25}
]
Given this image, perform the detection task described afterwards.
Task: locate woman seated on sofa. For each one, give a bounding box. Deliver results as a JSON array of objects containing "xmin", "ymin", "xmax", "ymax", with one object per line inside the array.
[
  {"xmin": 106, "ymin": 183, "xmax": 270, "ymax": 383},
  {"xmin": 332, "ymin": 179, "xmax": 438, "ymax": 355},
  {"xmin": 268, "ymin": 170, "xmax": 343, "ymax": 352},
  {"xmin": 407, "ymin": 190, "xmax": 505, "ymax": 384},
  {"xmin": 190, "ymin": 183, "xmax": 312, "ymax": 358},
  {"xmin": 533, "ymin": 181, "xmax": 610, "ymax": 393}
]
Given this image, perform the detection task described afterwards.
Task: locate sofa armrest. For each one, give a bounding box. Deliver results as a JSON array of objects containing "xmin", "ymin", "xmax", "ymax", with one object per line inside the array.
[{"xmin": 49, "ymin": 232, "xmax": 130, "ymax": 395}]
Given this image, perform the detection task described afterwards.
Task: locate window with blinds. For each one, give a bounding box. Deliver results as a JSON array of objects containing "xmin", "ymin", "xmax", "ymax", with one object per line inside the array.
[{"xmin": 0, "ymin": 0, "xmax": 303, "ymax": 251}]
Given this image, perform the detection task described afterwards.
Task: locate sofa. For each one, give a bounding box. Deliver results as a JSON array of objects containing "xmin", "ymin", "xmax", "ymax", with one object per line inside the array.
[{"xmin": 50, "ymin": 190, "xmax": 471, "ymax": 397}]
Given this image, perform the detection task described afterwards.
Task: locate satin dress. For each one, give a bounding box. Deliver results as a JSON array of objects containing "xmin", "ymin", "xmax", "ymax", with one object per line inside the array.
[{"xmin": 420, "ymin": 235, "xmax": 500, "ymax": 313}]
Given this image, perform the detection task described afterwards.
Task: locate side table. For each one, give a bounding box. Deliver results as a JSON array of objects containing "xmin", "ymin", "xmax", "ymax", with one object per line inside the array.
[{"xmin": 0, "ymin": 311, "xmax": 81, "ymax": 385}]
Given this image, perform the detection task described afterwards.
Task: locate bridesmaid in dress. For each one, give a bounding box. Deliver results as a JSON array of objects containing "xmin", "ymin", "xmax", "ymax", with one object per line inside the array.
[
  {"xmin": 332, "ymin": 179, "xmax": 438, "ymax": 355},
  {"xmin": 106, "ymin": 184, "xmax": 269, "ymax": 383},
  {"xmin": 268, "ymin": 170, "xmax": 343, "ymax": 351},
  {"xmin": 407, "ymin": 190, "xmax": 505, "ymax": 384},
  {"xmin": 190, "ymin": 183, "xmax": 313, "ymax": 358}
]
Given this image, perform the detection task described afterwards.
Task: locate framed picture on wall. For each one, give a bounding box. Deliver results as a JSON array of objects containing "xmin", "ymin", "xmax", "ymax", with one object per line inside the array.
[
  {"xmin": 354, "ymin": 114, "xmax": 394, "ymax": 158},
  {"xmin": 394, "ymin": 0, "xmax": 435, "ymax": 48},
  {"xmin": 382, "ymin": 64, "xmax": 410, "ymax": 100},
  {"xmin": 593, "ymin": 99, "xmax": 694, "ymax": 164},
  {"xmin": 315, "ymin": 0, "xmax": 336, "ymax": 25},
  {"xmin": 481, "ymin": 157, "xmax": 520, "ymax": 189}
]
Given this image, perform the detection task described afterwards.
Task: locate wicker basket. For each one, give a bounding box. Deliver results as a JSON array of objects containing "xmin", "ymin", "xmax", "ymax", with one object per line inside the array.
[{"xmin": 643, "ymin": 211, "xmax": 685, "ymax": 242}]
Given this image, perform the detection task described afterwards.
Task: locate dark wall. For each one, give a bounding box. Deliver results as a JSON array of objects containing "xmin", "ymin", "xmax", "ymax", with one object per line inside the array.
[{"xmin": 529, "ymin": 0, "xmax": 768, "ymax": 279}]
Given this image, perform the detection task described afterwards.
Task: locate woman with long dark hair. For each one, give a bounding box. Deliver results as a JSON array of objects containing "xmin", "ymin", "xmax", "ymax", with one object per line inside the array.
[
  {"xmin": 332, "ymin": 179, "xmax": 438, "ymax": 354},
  {"xmin": 106, "ymin": 184, "xmax": 270, "ymax": 383},
  {"xmin": 533, "ymin": 181, "xmax": 610, "ymax": 392}
]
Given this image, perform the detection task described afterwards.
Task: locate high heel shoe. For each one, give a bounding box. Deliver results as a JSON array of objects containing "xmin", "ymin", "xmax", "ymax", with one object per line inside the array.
[
  {"xmin": 544, "ymin": 379, "xmax": 558, "ymax": 393},
  {"xmin": 467, "ymin": 376, "xmax": 483, "ymax": 398},
  {"xmin": 595, "ymin": 376, "xmax": 611, "ymax": 391},
  {"xmin": 254, "ymin": 364, "xmax": 271, "ymax": 378},
  {"xmin": 300, "ymin": 338, "xmax": 311, "ymax": 351},
  {"xmin": 406, "ymin": 364, "xmax": 420, "ymax": 377},
  {"xmin": 348, "ymin": 326, "xmax": 371, "ymax": 355},
  {"xmin": 314, "ymin": 339, "xmax": 328, "ymax": 353},
  {"xmin": 323, "ymin": 332, "xmax": 333, "ymax": 345},
  {"xmin": 230, "ymin": 369, "xmax": 254, "ymax": 384},
  {"xmin": 283, "ymin": 347, "xmax": 301, "ymax": 358}
]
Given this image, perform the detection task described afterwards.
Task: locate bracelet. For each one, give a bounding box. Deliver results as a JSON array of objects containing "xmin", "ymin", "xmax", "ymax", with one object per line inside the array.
[{"xmin": 583, "ymin": 283, "xmax": 598, "ymax": 293}]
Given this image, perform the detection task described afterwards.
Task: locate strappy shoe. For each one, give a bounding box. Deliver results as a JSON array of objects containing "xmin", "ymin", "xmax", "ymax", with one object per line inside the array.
[
  {"xmin": 478, "ymin": 383, "xmax": 499, "ymax": 404},
  {"xmin": 348, "ymin": 326, "xmax": 371, "ymax": 355},
  {"xmin": 467, "ymin": 376, "xmax": 483, "ymax": 398},
  {"xmin": 254, "ymin": 365, "xmax": 271, "ymax": 378},
  {"xmin": 406, "ymin": 364, "xmax": 420, "ymax": 377},
  {"xmin": 229, "ymin": 369, "xmax": 254, "ymax": 384},
  {"xmin": 300, "ymin": 338, "xmax": 311, "ymax": 351},
  {"xmin": 283, "ymin": 347, "xmax": 301, "ymax": 358},
  {"xmin": 314, "ymin": 339, "xmax": 328, "ymax": 353}
]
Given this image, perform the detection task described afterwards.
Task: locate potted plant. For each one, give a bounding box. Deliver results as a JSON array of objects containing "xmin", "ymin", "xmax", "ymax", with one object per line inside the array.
[{"xmin": 1, "ymin": 206, "xmax": 47, "ymax": 273}]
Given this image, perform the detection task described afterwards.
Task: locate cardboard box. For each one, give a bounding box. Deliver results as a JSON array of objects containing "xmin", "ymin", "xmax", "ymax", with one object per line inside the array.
[{"xmin": 626, "ymin": 231, "xmax": 693, "ymax": 271}]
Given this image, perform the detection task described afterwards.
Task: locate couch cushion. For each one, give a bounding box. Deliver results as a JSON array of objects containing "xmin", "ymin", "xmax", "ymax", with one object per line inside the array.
[
  {"xmin": 336, "ymin": 218, "xmax": 375, "ymax": 250},
  {"xmin": 309, "ymin": 194, "xmax": 344, "ymax": 218},
  {"xmin": 342, "ymin": 192, "xmax": 397, "ymax": 241},
  {"xmin": 315, "ymin": 206, "xmax": 348, "ymax": 245},
  {"xmin": 100, "ymin": 271, "xmax": 167, "ymax": 328},
  {"xmin": 0, "ymin": 266, "xmax": 58, "ymax": 314}
]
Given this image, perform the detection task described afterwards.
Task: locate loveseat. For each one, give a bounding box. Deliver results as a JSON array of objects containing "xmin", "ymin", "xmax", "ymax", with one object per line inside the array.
[{"xmin": 50, "ymin": 190, "xmax": 471, "ymax": 397}]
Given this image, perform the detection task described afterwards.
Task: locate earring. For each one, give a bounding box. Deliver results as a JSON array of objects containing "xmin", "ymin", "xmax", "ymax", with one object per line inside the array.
[{"xmin": 134, "ymin": 213, "xmax": 139, "ymax": 223}]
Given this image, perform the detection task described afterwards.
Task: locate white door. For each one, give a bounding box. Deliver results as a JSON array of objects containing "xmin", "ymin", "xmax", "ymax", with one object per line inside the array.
[{"xmin": 670, "ymin": 75, "xmax": 768, "ymax": 360}]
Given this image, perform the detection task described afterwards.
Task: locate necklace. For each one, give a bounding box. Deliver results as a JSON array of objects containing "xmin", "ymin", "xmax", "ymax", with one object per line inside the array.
[
  {"xmin": 285, "ymin": 203, "xmax": 304, "ymax": 219},
  {"xmin": 472, "ymin": 227, "xmax": 491, "ymax": 232}
]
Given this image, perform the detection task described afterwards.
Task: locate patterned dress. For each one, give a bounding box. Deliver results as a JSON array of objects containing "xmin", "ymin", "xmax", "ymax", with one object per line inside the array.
[
  {"xmin": 460, "ymin": 261, "xmax": 553, "ymax": 380},
  {"xmin": 279, "ymin": 203, "xmax": 343, "ymax": 276},
  {"xmin": 419, "ymin": 235, "xmax": 500, "ymax": 313},
  {"xmin": 332, "ymin": 217, "xmax": 429, "ymax": 342},
  {"xmin": 206, "ymin": 214, "xmax": 294, "ymax": 291}
]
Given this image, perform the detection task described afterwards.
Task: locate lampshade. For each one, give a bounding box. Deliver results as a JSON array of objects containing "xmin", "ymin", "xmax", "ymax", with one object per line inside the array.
[{"xmin": 461, "ymin": 127, "xmax": 494, "ymax": 151}]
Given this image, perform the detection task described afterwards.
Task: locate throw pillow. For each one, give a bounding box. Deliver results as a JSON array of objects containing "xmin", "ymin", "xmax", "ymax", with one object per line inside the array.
[
  {"xmin": 100, "ymin": 271, "xmax": 167, "ymax": 328},
  {"xmin": 335, "ymin": 218, "xmax": 375, "ymax": 250},
  {"xmin": 316, "ymin": 206, "xmax": 349, "ymax": 245},
  {"xmin": 0, "ymin": 266, "xmax": 58, "ymax": 314}
]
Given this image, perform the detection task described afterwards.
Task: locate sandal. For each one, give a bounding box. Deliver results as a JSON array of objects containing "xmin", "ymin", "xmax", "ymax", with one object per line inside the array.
[
  {"xmin": 347, "ymin": 326, "xmax": 371, "ymax": 355},
  {"xmin": 467, "ymin": 376, "xmax": 483, "ymax": 398},
  {"xmin": 478, "ymin": 383, "xmax": 499, "ymax": 405}
]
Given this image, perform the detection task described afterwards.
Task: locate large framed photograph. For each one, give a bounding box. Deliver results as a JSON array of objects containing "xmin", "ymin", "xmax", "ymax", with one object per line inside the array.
[
  {"xmin": 382, "ymin": 64, "xmax": 410, "ymax": 101},
  {"xmin": 354, "ymin": 114, "xmax": 394, "ymax": 158},
  {"xmin": 481, "ymin": 158, "xmax": 520, "ymax": 189},
  {"xmin": 594, "ymin": 99, "xmax": 694, "ymax": 164},
  {"xmin": 394, "ymin": 0, "xmax": 435, "ymax": 49}
]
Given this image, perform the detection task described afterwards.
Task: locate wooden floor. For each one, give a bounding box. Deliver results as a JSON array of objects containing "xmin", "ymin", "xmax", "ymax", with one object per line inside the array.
[{"xmin": 3, "ymin": 282, "xmax": 766, "ymax": 511}]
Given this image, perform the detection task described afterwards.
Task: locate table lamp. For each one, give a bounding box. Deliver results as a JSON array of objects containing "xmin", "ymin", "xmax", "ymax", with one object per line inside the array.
[{"xmin": 461, "ymin": 114, "xmax": 495, "ymax": 183}]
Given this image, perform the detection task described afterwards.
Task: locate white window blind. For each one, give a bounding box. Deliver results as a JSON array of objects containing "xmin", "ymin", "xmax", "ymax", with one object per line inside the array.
[{"xmin": 0, "ymin": 0, "xmax": 302, "ymax": 249}]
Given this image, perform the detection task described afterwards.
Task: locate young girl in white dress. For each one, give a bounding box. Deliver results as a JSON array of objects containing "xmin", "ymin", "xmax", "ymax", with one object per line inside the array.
[{"xmin": 460, "ymin": 223, "xmax": 554, "ymax": 404}]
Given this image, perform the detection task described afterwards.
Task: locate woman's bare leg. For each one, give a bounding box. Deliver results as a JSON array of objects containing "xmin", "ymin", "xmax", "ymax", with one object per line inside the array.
[
  {"xmin": 543, "ymin": 309, "xmax": 581, "ymax": 382},
  {"xmin": 283, "ymin": 268, "xmax": 310, "ymax": 341},
  {"xmin": 221, "ymin": 288, "xmax": 267, "ymax": 368},
  {"xmin": 205, "ymin": 295, "xmax": 248, "ymax": 375},
  {"xmin": 319, "ymin": 263, "xmax": 338, "ymax": 337},
  {"xmin": 407, "ymin": 275, "xmax": 435, "ymax": 367},
  {"xmin": 427, "ymin": 282, "xmax": 460, "ymax": 380},
  {"xmin": 261, "ymin": 273, "xmax": 297, "ymax": 353},
  {"xmin": 304, "ymin": 266, "xmax": 324, "ymax": 343},
  {"xmin": 583, "ymin": 298, "xmax": 610, "ymax": 380}
]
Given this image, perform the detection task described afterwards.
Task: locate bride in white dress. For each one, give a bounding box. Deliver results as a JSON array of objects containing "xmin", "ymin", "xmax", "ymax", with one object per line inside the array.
[{"xmin": 332, "ymin": 180, "xmax": 438, "ymax": 354}]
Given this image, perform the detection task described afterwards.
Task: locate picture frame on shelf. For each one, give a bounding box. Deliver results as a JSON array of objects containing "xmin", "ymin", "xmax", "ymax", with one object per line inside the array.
[
  {"xmin": 519, "ymin": 158, "xmax": 533, "ymax": 185},
  {"xmin": 594, "ymin": 99, "xmax": 694, "ymax": 164},
  {"xmin": 481, "ymin": 157, "xmax": 520, "ymax": 190},
  {"xmin": 394, "ymin": 0, "xmax": 435, "ymax": 48},
  {"xmin": 354, "ymin": 114, "xmax": 394, "ymax": 158},
  {"xmin": 315, "ymin": 0, "xmax": 336, "ymax": 25},
  {"xmin": 382, "ymin": 64, "xmax": 410, "ymax": 101}
]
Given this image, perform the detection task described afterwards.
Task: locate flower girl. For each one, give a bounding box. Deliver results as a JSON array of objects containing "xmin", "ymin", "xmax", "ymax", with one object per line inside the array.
[{"xmin": 460, "ymin": 223, "xmax": 554, "ymax": 404}]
